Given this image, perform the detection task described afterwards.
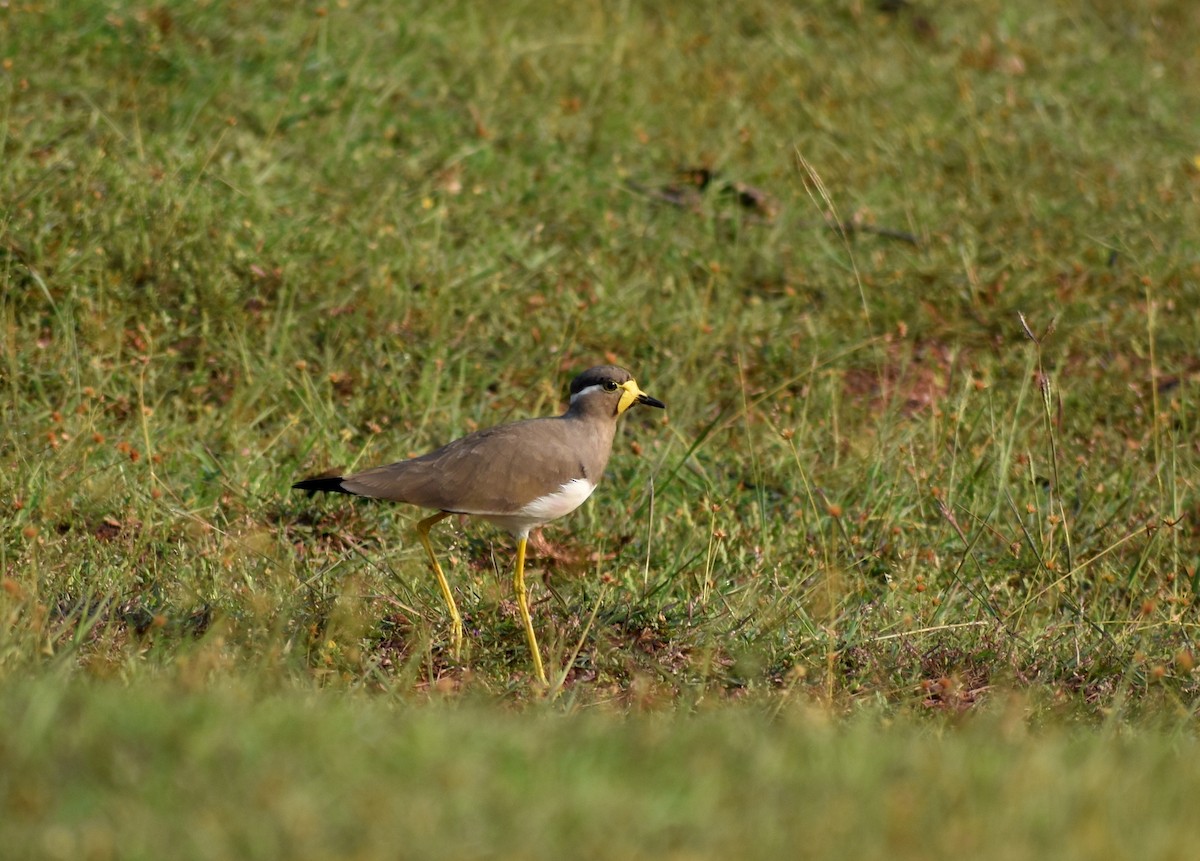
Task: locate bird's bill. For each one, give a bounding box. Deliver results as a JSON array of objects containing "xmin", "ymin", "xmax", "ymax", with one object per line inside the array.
[{"xmin": 618, "ymin": 379, "xmax": 665, "ymax": 413}]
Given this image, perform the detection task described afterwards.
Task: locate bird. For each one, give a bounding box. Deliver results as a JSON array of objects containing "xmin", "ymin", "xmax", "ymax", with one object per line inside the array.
[{"xmin": 293, "ymin": 365, "xmax": 665, "ymax": 686}]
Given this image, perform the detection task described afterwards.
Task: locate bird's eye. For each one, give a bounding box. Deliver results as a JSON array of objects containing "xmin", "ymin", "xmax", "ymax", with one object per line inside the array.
[{"xmin": 603, "ymin": 380, "xmax": 619, "ymax": 392}]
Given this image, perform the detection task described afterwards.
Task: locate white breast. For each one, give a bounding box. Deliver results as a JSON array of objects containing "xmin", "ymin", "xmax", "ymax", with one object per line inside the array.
[{"xmin": 478, "ymin": 478, "xmax": 597, "ymax": 537}]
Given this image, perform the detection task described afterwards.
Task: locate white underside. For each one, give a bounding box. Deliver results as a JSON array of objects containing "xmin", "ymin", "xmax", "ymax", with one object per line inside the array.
[{"xmin": 477, "ymin": 478, "xmax": 596, "ymax": 537}]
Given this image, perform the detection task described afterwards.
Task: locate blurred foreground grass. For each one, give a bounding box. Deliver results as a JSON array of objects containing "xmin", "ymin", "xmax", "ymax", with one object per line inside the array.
[{"xmin": 6, "ymin": 677, "xmax": 1200, "ymax": 861}]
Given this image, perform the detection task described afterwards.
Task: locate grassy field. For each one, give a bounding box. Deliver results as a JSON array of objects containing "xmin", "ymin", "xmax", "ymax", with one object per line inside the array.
[{"xmin": 3, "ymin": 0, "xmax": 1200, "ymax": 857}]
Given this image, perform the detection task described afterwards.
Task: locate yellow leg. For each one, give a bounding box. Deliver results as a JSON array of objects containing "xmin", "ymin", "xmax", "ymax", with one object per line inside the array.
[
  {"xmin": 513, "ymin": 535, "xmax": 547, "ymax": 686},
  {"xmin": 416, "ymin": 512, "xmax": 462, "ymax": 658}
]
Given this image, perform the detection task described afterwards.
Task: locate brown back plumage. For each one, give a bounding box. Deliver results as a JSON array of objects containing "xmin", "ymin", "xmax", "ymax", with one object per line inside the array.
[
  {"xmin": 293, "ymin": 365, "xmax": 664, "ymax": 520},
  {"xmin": 338, "ymin": 413, "xmax": 616, "ymax": 514}
]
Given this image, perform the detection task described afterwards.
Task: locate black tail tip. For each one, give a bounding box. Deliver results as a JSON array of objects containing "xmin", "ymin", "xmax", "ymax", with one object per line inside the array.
[{"xmin": 292, "ymin": 474, "xmax": 348, "ymax": 496}]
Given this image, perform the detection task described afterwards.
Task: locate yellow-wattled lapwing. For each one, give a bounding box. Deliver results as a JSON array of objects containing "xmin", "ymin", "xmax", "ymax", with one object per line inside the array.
[{"xmin": 293, "ymin": 365, "xmax": 664, "ymax": 686}]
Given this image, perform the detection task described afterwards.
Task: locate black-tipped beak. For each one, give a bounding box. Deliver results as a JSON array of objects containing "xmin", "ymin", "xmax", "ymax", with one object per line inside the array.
[{"xmin": 638, "ymin": 393, "xmax": 666, "ymax": 409}]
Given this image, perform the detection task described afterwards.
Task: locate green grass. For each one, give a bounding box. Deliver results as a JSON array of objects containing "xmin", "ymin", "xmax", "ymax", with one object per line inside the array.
[
  {"xmin": 7, "ymin": 678, "xmax": 1200, "ymax": 861},
  {"xmin": 3, "ymin": 0, "xmax": 1200, "ymax": 856}
]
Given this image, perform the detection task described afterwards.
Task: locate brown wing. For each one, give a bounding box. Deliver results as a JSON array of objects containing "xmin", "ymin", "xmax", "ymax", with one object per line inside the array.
[{"xmin": 340, "ymin": 417, "xmax": 608, "ymax": 515}]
